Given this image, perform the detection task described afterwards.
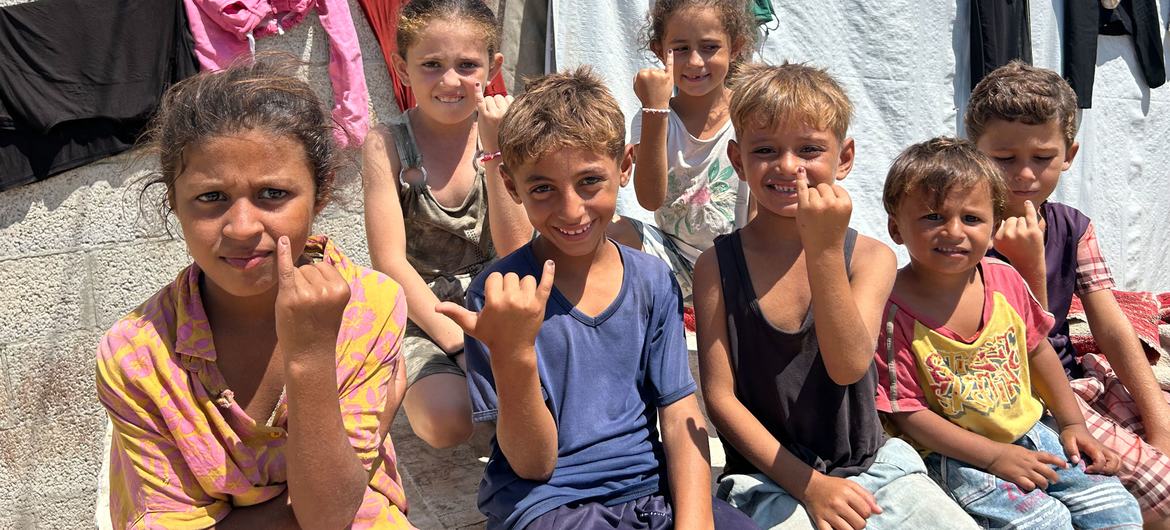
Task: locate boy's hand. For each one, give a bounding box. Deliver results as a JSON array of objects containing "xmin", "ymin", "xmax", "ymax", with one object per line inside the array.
[
  {"xmin": 1059, "ymin": 423, "xmax": 1121, "ymax": 475},
  {"xmin": 435, "ymin": 260, "xmax": 555, "ymax": 362},
  {"xmin": 274, "ymin": 236, "xmax": 351, "ymax": 362},
  {"xmin": 795, "ymin": 167, "xmax": 852, "ymax": 255},
  {"xmin": 986, "ymin": 442, "xmax": 1066, "ymax": 491},
  {"xmin": 469, "ymin": 78, "xmax": 513, "ymax": 154},
  {"xmin": 634, "ymin": 50, "xmax": 674, "ymax": 109},
  {"xmin": 802, "ymin": 472, "xmax": 881, "ymax": 530},
  {"xmin": 993, "ymin": 200, "xmax": 1045, "ymax": 267}
]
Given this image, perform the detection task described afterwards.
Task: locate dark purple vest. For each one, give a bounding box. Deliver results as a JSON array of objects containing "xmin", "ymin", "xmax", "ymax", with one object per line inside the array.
[{"xmin": 989, "ymin": 202, "xmax": 1091, "ymax": 378}]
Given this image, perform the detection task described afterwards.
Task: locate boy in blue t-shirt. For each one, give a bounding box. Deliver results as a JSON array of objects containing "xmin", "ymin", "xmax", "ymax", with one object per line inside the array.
[{"xmin": 436, "ymin": 68, "xmax": 758, "ymax": 530}]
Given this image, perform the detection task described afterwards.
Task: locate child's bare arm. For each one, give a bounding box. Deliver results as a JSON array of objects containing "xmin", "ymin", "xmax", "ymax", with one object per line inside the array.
[
  {"xmin": 1081, "ymin": 288, "xmax": 1170, "ymax": 452},
  {"xmin": 888, "ymin": 409, "xmax": 1065, "ymax": 491},
  {"xmin": 436, "ymin": 263, "xmax": 559, "ymax": 480},
  {"xmin": 1028, "ymin": 339, "xmax": 1121, "ymax": 474},
  {"xmin": 362, "ymin": 129, "xmax": 466, "ymax": 355},
  {"xmin": 795, "ymin": 172, "xmax": 896, "ymax": 384},
  {"xmin": 632, "ymin": 50, "xmax": 673, "ymax": 211},
  {"xmin": 694, "ymin": 251, "xmax": 879, "ymax": 527},
  {"xmin": 472, "ymin": 81, "xmax": 533, "ymax": 256},
  {"xmin": 659, "ymin": 395, "xmax": 714, "ymax": 530}
]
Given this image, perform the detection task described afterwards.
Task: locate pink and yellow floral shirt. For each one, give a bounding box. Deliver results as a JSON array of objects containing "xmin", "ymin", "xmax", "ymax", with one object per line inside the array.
[{"xmin": 96, "ymin": 236, "xmax": 411, "ymax": 529}]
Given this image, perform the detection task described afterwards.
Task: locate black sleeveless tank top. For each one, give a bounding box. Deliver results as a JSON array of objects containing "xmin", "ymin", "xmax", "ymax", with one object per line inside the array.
[{"xmin": 714, "ymin": 229, "xmax": 884, "ymax": 478}]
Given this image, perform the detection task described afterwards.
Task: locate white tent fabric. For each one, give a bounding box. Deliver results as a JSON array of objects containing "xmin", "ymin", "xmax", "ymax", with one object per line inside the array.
[{"xmin": 552, "ymin": 0, "xmax": 1170, "ymax": 292}]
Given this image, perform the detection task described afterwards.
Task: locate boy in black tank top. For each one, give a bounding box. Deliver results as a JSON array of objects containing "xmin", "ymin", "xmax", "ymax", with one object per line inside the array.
[{"xmin": 693, "ymin": 63, "xmax": 976, "ymax": 530}]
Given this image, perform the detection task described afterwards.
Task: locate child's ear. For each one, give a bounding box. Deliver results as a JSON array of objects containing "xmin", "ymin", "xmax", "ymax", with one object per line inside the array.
[
  {"xmin": 618, "ymin": 144, "xmax": 635, "ymax": 187},
  {"xmin": 499, "ymin": 163, "xmax": 523, "ymax": 204},
  {"xmin": 887, "ymin": 215, "xmax": 904, "ymax": 245},
  {"xmin": 727, "ymin": 140, "xmax": 746, "ymax": 181},
  {"xmin": 1061, "ymin": 141, "xmax": 1080, "ymax": 171},
  {"xmin": 488, "ymin": 52, "xmax": 504, "ymax": 81},
  {"xmin": 835, "ymin": 137, "xmax": 856, "ymax": 181},
  {"xmin": 392, "ymin": 53, "xmax": 411, "ymax": 87}
]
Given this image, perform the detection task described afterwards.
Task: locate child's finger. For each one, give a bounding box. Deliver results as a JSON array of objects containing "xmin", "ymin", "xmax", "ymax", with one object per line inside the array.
[
  {"xmin": 1023, "ymin": 200, "xmax": 1038, "ymax": 229},
  {"xmin": 536, "ymin": 260, "xmax": 555, "ymax": 303},
  {"xmin": 276, "ymin": 235, "xmax": 296, "ymax": 289},
  {"xmin": 435, "ymin": 301, "xmax": 479, "ymax": 335},
  {"xmin": 994, "ymin": 219, "xmax": 1008, "ymax": 241},
  {"xmin": 463, "ymin": 77, "xmax": 484, "ymax": 110},
  {"xmin": 664, "ymin": 49, "xmax": 674, "ymax": 75},
  {"xmin": 1037, "ymin": 450, "xmax": 1068, "ymax": 469},
  {"xmin": 484, "ymin": 271, "xmax": 503, "ymax": 304},
  {"xmin": 796, "ymin": 167, "xmax": 810, "ymax": 208}
]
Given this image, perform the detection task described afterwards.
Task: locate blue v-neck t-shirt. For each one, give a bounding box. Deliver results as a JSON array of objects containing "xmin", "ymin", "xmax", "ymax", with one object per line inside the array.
[{"xmin": 464, "ymin": 241, "xmax": 696, "ymax": 530}]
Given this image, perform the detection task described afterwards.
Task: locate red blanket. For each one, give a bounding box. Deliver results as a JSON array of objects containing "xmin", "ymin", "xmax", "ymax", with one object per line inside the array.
[{"xmin": 1068, "ymin": 290, "xmax": 1170, "ymax": 390}]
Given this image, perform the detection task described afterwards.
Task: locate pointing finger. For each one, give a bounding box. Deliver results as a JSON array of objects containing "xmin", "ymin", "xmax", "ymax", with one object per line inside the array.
[
  {"xmin": 536, "ymin": 260, "xmax": 555, "ymax": 303},
  {"xmin": 276, "ymin": 235, "xmax": 296, "ymax": 289},
  {"xmin": 435, "ymin": 301, "xmax": 479, "ymax": 336},
  {"xmin": 1024, "ymin": 200, "xmax": 1038, "ymax": 229},
  {"xmin": 664, "ymin": 49, "xmax": 674, "ymax": 74},
  {"xmin": 796, "ymin": 166, "xmax": 810, "ymax": 209}
]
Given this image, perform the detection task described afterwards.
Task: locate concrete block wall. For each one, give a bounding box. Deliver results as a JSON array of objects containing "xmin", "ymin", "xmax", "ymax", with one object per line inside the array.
[{"xmin": 0, "ymin": 0, "xmax": 409, "ymax": 526}]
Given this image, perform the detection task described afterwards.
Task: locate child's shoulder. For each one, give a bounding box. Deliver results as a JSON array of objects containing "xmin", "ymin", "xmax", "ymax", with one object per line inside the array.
[{"xmin": 850, "ymin": 232, "xmax": 896, "ymax": 269}]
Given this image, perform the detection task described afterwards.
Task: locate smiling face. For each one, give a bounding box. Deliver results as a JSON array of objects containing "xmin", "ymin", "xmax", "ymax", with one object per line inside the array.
[
  {"xmin": 728, "ymin": 118, "xmax": 854, "ymax": 218},
  {"xmin": 889, "ymin": 182, "xmax": 995, "ymax": 277},
  {"xmin": 395, "ymin": 18, "xmax": 502, "ymax": 124},
  {"xmin": 171, "ymin": 128, "xmax": 318, "ymax": 301},
  {"xmin": 658, "ymin": 6, "xmax": 737, "ymax": 97},
  {"xmin": 974, "ymin": 118, "xmax": 1077, "ymax": 217},
  {"xmin": 503, "ymin": 147, "xmax": 632, "ymax": 259}
]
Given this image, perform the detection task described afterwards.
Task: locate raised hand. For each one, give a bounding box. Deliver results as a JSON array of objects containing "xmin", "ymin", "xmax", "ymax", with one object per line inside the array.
[
  {"xmin": 986, "ymin": 442, "xmax": 1066, "ymax": 491},
  {"xmin": 1059, "ymin": 423, "xmax": 1121, "ymax": 475},
  {"xmin": 795, "ymin": 167, "xmax": 852, "ymax": 254},
  {"xmin": 274, "ymin": 235, "xmax": 351, "ymax": 360},
  {"xmin": 993, "ymin": 199, "xmax": 1045, "ymax": 267},
  {"xmin": 436, "ymin": 260, "xmax": 555, "ymax": 362},
  {"xmin": 634, "ymin": 49, "xmax": 674, "ymax": 109},
  {"xmin": 803, "ymin": 473, "xmax": 882, "ymax": 530},
  {"xmin": 468, "ymin": 77, "xmax": 514, "ymax": 154}
]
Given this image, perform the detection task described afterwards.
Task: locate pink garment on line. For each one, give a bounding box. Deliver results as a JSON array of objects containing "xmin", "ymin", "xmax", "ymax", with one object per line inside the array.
[{"xmin": 183, "ymin": 0, "xmax": 370, "ymax": 146}]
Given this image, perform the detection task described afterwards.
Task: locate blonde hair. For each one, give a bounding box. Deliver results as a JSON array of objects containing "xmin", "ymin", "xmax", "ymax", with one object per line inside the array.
[
  {"xmin": 883, "ymin": 137, "xmax": 1009, "ymax": 222},
  {"xmin": 499, "ymin": 66, "xmax": 625, "ymax": 169},
  {"xmin": 729, "ymin": 62, "xmax": 852, "ymax": 140},
  {"xmin": 965, "ymin": 61, "xmax": 1078, "ymax": 147}
]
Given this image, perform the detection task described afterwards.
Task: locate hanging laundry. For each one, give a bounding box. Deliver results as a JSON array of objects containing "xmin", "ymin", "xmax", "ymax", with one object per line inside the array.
[
  {"xmin": 969, "ymin": 0, "xmax": 1032, "ymax": 90},
  {"xmin": 184, "ymin": 0, "xmax": 370, "ymax": 145},
  {"xmin": 1064, "ymin": 0, "xmax": 1165, "ymax": 108},
  {"xmin": 0, "ymin": 0, "xmax": 199, "ymax": 191},
  {"xmin": 354, "ymin": 0, "xmax": 506, "ymax": 113}
]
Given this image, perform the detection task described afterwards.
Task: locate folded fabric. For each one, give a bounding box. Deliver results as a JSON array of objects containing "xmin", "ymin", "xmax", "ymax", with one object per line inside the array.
[
  {"xmin": 1068, "ymin": 290, "xmax": 1170, "ymax": 390},
  {"xmin": 183, "ymin": 0, "xmax": 369, "ymax": 146}
]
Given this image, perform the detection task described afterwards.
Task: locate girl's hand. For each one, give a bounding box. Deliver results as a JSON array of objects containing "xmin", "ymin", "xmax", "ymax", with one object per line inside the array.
[
  {"xmin": 275, "ymin": 235, "xmax": 351, "ymax": 362},
  {"xmin": 634, "ymin": 50, "xmax": 674, "ymax": 109},
  {"xmin": 986, "ymin": 442, "xmax": 1066, "ymax": 491},
  {"xmin": 469, "ymin": 78, "xmax": 513, "ymax": 154},
  {"xmin": 795, "ymin": 167, "xmax": 852, "ymax": 255},
  {"xmin": 1059, "ymin": 423, "xmax": 1121, "ymax": 475},
  {"xmin": 993, "ymin": 200, "xmax": 1045, "ymax": 268},
  {"xmin": 435, "ymin": 260, "xmax": 555, "ymax": 363},
  {"xmin": 802, "ymin": 472, "xmax": 881, "ymax": 530}
]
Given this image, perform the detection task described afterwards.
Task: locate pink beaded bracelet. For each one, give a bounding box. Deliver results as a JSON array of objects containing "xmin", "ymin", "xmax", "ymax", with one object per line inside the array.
[{"xmin": 479, "ymin": 151, "xmax": 502, "ymax": 163}]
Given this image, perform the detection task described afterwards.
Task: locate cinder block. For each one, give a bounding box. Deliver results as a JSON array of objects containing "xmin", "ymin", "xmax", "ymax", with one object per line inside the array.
[
  {"xmin": 87, "ymin": 239, "xmax": 191, "ymax": 329},
  {"xmin": 0, "ymin": 252, "xmax": 91, "ymax": 344},
  {"xmin": 312, "ymin": 208, "xmax": 371, "ymax": 268},
  {"xmin": 6, "ymin": 331, "xmax": 106, "ymax": 424},
  {"xmin": 79, "ymin": 158, "xmax": 173, "ymax": 248}
]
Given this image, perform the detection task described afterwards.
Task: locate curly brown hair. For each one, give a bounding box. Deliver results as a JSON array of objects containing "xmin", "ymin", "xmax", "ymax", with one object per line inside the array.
[
  {"xmin": 883, "ymin": 136, "xmax": 1009, "ymax": 222},
  {"xmin": 965, "ymin": 61, "xmax": 1078, "ymax": 148},
  {"xmin": 396, "ymin": 0, "xmax": 500, "ymax": 58},
  {"xmin": 642, "ymin": 0, "xmax": 756, "ymax": 73}
]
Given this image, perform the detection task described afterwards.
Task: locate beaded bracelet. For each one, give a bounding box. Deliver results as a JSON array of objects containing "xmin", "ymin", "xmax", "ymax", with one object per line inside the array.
[
  {"xmin": 641, "ymin": 107, "xmax": 671, "ymax": 115},
  {"xmin": 479, "ymin": 151, "xmax": 502, "ymax": 163}
]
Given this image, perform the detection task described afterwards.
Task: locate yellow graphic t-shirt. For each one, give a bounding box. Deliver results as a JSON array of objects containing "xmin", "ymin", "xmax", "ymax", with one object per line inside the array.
[{"xmin": 875, "ymin": 259, "xmax": 1055, "ymax": 449}]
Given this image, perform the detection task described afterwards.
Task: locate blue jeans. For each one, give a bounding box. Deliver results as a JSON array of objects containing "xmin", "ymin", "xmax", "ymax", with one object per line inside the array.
[
  {"xmin": 925, "ymin": 419, "xmax": 1142, "ymax": 529},
  {"xmin": 717, "ymin": 437, "xmax": 977, "ymax": 529}
]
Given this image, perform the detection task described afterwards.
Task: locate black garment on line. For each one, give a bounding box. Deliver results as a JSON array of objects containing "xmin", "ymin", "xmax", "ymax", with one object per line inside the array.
[
  {"xmin": 1064, "ymin": 0, "xmax": 1165, "ymax": 109},
  {"xmin": 0, "ymin": 0, "xmax": 198, "ymax": 191},
  {"xmin": 714, "ymin": 228, "xmax": 885, "ymax": 480},
  {"xmin": 970, "ymin": 0, "xmax": 1033, "ymax": 90}
]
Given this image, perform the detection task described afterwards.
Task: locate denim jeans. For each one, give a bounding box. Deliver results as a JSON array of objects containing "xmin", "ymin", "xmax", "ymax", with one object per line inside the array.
[
  {"xmin": 717, "ymin": 437, "xmax": 977, "ymax": 529},
  {"xmin": 925, "ymin": 418, "xmax": 1143, "ymax": 529}
]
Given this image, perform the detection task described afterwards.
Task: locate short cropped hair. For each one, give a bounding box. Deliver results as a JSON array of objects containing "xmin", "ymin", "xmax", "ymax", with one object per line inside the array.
[
  {"xmin": 498, "ymin": 66, "xmax": 626, "ymax": 170},
  {"xmin": 729, "ymin": 62, "xmax": 852, "ymax": 140},
  {"xmin": 883, "ymin": 137, "xmax": 1009, "ymax": 222},
  {"xmin": 966, "ymin": 61, "xmax": 1078, "ymax": 148}
]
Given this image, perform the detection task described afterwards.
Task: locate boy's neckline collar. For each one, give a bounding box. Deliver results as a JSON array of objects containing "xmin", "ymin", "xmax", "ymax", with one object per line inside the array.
[{"xmin": 524, "ymin": 239, "xmax": 628, "ymax": 326}]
